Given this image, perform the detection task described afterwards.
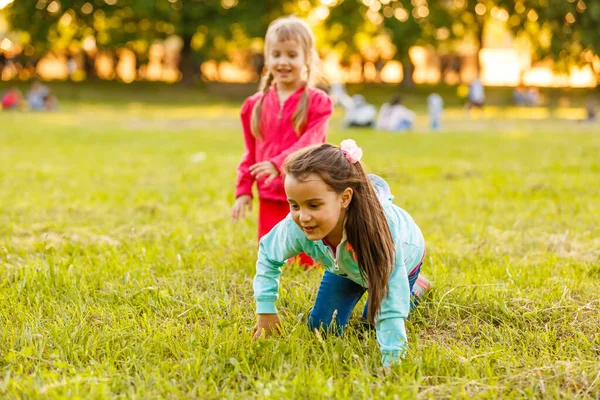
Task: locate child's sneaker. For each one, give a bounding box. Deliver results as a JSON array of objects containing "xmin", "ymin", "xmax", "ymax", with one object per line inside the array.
[{"xmin": 411, "ymin": 273, "xmax": 432, "ymax": 305}]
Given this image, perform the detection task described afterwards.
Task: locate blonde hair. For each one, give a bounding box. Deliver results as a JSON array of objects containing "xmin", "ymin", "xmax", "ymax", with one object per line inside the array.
[{"xmin": 251, "ymin": 16, "xmax": 320, "ymax": 139}]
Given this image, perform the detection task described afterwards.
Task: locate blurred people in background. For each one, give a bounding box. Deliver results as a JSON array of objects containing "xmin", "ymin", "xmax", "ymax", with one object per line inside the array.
[
  {"xmin": 1, "ymin": 87, "xmax": 23, "ymax": 110},
  {"xmin": 43, "ymin": 93, "xmax": 59, "ymax": 110},
  {"xmin": 513, "ymin": 84, "xmax": 527, "ymax": 106},
  {"xmin": 514, "ymin": 84, "xmax": 540, "ymax": 106},
  {"xmin": 27, "ymin": 80, "xmax": 49, "ymax": 110},
  {"xmin": 27, "ymin": 80, "xmax": 58, "ymax": 111},
  {"xmin": 526, "ymin": 86, "xmax": 540, "ymax": 106},
  {"xmin": 375, "ymin": 95, "xmax": 415, "ymax": 132},
  {"xmin": 343, "ymin": 94, "xmax": 377, "ymax": 128},
  {"xmin": 585, "ymin": 96, "xmax": 597, "ymax": 122},
  {"xmin": 467, "ymin": 75, "xmax": 485, "ymax": 109},
  {"xmin": 329, "ymin": 82, "xmax": 354, "ymax": 109},
  {"xmin": 427, "ymin": 93, "xmax": 444, "ymax": 131}
]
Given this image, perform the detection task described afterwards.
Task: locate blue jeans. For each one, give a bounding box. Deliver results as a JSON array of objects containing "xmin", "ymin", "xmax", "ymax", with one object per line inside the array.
[{"xmin": 307, "ymin": 263, "xmax": 422, "ymax": 334}]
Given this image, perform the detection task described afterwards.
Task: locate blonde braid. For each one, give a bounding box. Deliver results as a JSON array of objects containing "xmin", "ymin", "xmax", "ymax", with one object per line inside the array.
[
  {"xmin": 251, "ymin": 72, "xmax": 275, "ymax": 138},
  {"xmin": 292, "ymin": 65, "xmax": 311, "ymax": 135}
]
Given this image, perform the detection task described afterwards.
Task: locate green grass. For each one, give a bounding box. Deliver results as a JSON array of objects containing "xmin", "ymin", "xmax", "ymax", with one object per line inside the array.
[{"xmin": 0, "ymin": 85, "xmax": 599, "ymax": 398}]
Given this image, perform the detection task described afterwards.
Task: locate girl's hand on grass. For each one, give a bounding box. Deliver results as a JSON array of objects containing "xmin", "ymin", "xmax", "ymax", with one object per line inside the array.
[
  {"xmin": 250, "ymin": 161, "xmax": 279, "ymax": 184},
  {"xmin": 231, "ymin": 195, "xmax": 252, "ymax": 221},
  {"xmin": 252, "ymin": 314, "xmax": 281, "ymax": 340}
]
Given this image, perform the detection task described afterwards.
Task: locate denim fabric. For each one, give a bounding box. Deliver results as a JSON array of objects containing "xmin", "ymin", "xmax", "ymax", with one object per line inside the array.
[{"xmin": 307, "ymin": 261, "xmax": 422, "ymax": 334}]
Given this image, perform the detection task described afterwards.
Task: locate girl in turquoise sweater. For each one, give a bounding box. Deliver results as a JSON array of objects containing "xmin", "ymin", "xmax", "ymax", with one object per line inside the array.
[{"xmin": 252, "ymin": 140, "xmax": 429, "ymax": 367}]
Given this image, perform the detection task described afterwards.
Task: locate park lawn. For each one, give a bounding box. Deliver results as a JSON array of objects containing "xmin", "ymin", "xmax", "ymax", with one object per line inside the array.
[{"xmin": 0, "ymin": 100, "xmax": 599, "ymax": 399}]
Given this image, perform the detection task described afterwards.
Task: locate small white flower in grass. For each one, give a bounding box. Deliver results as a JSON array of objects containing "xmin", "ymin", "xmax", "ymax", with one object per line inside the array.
[{"xmin": 190, "ymin": 152, "xmax": 206, "ymax": 163}]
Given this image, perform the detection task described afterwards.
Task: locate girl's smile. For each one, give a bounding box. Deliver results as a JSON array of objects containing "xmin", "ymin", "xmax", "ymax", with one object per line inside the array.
[
  {"xmin": 267, "ymin": 39, "xmax": 306, "ymax": 91},
  {"xmin": 285, "ymin": 173, "xmax": 351, "ymax": 246}
]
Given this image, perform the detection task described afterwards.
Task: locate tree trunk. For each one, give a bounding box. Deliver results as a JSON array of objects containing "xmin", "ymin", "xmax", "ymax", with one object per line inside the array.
[
  {"xmin": 179, "ymin": 34, "xmax": 197, "ymax": 85},
  {"xmin": 401, "ymin": 57, "xmax": 415, "ymax": 88},
  {"xmin": 475, "ymin": 22, "xmax": 485, "ymax": 74},
  {"xmin": 83, "ymin": 51, "xmax": 97, "ymax": 80}
]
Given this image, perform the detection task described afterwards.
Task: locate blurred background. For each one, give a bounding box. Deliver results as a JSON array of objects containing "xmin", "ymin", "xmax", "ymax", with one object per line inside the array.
[{"xmin": 0, "ymin": 0, "xmax": 598, "ymax": 113}]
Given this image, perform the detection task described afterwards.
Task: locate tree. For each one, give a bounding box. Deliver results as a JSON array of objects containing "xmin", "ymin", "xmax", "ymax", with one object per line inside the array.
[
  {"xmin": 100, "ymin": 0, "xmax": 290, "ymax": 84},
  {"xmin": 499, "ymin": 0, "xmax": 600, "ymax": 77},
  {"xmin": 5, "ymin": 0, "xmax": 145, "ymax": 79},
  {"xmin": 443, "ymin": 0, "xmax": 489, "ymax": 74},
  {"xmin": 326, "ymin": 0, "xmax": 453, "ymax": 86},
  {"xmin": 5, "ymin": 0, "xmax": 289, "ymax": 83},
  {"xmin": 382, "ymin": 0, "xmax": 451, "ymax": 86}
]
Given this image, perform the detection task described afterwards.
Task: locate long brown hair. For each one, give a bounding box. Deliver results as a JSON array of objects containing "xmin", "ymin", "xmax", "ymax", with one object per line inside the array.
[
  {"xmin": 251, "ymin": 16, "xmax": 320, "ymax": 139},
  {"xmin": 283, "ymin": 144, "xmax": 396, "ymax": 323}
]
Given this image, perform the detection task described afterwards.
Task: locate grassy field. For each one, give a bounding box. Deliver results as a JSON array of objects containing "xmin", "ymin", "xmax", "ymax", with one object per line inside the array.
[{"xmin": 0, "ymin": 84, "xmax": 599, "ymax": 398}]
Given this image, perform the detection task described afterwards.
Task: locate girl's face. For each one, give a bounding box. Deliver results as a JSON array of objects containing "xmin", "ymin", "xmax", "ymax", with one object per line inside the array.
[
  {"xmin": 285, "ymin": 173, "xmax": 352, "ymax": 242},
  {"xmin": 266, "ymin": 38, "xmax": 306, "ymax": 89}
]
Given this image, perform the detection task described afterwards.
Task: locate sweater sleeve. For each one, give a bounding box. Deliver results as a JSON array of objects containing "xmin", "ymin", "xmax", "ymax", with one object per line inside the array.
[
  {"xmin": 375, "ymin": 221, "xmax": 412, "ymax": 367},
  {"xmin": 268, "ymin": 91, "xmax": 333, "ymax": 171},
  {"xmin": 235, "ymin": 97, "xmax": 258, "ymax": 199},
  {"xmin": 253, "ymin": 216, "xmax": 304, "ymax": 314}
]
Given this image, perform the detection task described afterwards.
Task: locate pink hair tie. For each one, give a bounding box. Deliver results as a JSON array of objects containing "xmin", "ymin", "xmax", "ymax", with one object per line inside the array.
[{"xmin": 340, "ymin": 139, "xmax": 363, "ymax": 164}]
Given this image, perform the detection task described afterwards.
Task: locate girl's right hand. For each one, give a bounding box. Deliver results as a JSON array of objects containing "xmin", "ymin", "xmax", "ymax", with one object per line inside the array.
[
  {"xmin": 252, "ymin": 314, "xmax": 281, "ymax": 340},
  {"xmin": 231, "ymin": 195, "xmax": 252, "ymax": 221}
]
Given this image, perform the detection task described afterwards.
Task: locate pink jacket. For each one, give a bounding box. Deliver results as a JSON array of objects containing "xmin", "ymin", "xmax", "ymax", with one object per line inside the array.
[{"xmin": 235, "ymin": 85, "xmax": 333, "ymax": 202}]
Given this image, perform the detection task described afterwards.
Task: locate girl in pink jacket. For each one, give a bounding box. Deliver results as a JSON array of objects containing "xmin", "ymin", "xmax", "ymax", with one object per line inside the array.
[{"xmin": 231, "ymin": 16, "xmax": 333, "ymax": 266}]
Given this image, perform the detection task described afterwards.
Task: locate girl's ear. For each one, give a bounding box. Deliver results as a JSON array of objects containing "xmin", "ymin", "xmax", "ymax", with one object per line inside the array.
[{"xmin": 341, "ymin": 188, "xmax": 353, "ymax": 209}]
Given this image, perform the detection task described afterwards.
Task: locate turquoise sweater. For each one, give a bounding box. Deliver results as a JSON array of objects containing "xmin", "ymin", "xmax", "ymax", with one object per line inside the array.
[{"xmin": 253, "ymin": 177, "xmax": 425, "ymax": 367}]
